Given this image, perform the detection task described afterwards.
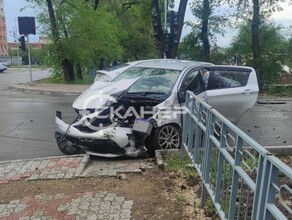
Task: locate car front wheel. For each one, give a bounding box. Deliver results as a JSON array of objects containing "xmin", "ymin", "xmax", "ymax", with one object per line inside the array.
[{"xmin": 152, "ymin": 124, "xmax": 182, "ymax": 151}]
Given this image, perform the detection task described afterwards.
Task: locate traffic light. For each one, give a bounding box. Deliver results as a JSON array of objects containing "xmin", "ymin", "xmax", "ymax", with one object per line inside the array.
[
  {"xmin": 170, "ymin": 11, "xmax": 179, "ymax": 47},
  {"xmin": 163, "ymin": 33, "xmax": 172, "ymax": 53},
  {"xmin": 151, "ymin": 0, "xmax": 163, "ymax": 41},
  {"xmin": 18, "ymin": 35, "xmax": 27, "ymax": 52}
]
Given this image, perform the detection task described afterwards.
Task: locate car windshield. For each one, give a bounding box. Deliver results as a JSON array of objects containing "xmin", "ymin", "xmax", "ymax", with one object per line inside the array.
[{"xmin": 112, "ymin": 67, "xmax": 181, "ymax": 94}]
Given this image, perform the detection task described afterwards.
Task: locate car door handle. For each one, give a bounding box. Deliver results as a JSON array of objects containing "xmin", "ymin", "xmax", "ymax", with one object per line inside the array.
[{"xmin": 242, "ymin": 89, "xmax": 251, "ymax": 95}]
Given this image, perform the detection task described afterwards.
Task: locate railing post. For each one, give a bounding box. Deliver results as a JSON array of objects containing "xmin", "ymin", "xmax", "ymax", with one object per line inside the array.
[
  {"xmin": 181, "ymin": 92, "xmax": 190, "ymax": 163},
  {"xmin": 187, "ymin": 99, "xmax": 196, "ymax": 154},
  {"xmin": 193, "ymin": 104, "xmax": 201, "ymax": 164},
  {"xmin": 227, "ymin": 136, "xmax": 243, "ymax": 219},
  {"xmin": 252, "ymin": 154, "xmax": 272, "ymax": 220},
  {"xmin": 214, "ymin": 124, "xmax": 228, "ymax": 204},
  {"xmin": 200, "ymin": 111, "xmax": 214, "ymax": 207},
  {"xmin": 182, "ymin": 93, "xmax": 190, "ymax": 144},
  {"xmin": 263, "ymin": 159, "xmax": 279, "ymax": 220}
]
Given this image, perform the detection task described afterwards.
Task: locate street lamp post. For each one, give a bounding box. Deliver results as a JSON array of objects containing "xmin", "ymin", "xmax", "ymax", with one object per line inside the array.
[{"xmin": 15, "ymin": 19, "xmax": 20, "ymax": 66}]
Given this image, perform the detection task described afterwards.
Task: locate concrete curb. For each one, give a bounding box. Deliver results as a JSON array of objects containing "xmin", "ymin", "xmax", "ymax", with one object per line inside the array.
[
  {"xmin": 74, "ymin": 154, "xmax": 90, "ymax": 176},
  {"xmin": 264, "ymin": 146, "xmax": 292, "ymax": 156},
  {"xmin": 257, "ymin": 100, "xmax": 287, "ymax": 104},
  {"xmin": 0, "ymin": 154, "xmax": 87, "ymax": 165},
  {"xmin": 9, "ymin": 85, "xmax": 83, "ymax": 96},
  {"xmin": 155, "ymin": 149, "xmax": 186, "ymax": 169},
  {"xmin": 241, "ymin": 146, "xmax": 292, "ymax": 156},
  {"xmin": 257, "ymin": 98, "xmax": 292, "ymax": 101},
  {"xmin": 155, "ymin": 150, "xmax": 164, "ymax": 169},
  {"xmin": 0, "ymin": 154, "xmax": 86, "ymax": 164}
]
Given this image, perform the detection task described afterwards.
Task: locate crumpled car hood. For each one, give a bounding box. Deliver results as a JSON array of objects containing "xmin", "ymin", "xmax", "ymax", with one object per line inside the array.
[{"xmin": 73, "ymin": 78, "xmax": 139, "ymax": 110}]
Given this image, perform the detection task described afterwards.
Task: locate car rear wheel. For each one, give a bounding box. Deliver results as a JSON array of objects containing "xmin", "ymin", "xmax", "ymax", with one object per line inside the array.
[{"xmin": 148, "ymin": 124, "xmax": 181, "ymax": 153}]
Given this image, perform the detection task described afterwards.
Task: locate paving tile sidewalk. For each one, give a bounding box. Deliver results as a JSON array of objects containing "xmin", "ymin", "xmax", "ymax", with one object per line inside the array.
[
  {"xmin": 0, "ymin": 155, "xmax": 89, "ymax": 184},
  {"xmin": 0, "ymin": 191, "xmax": 133, "ymax": 220},
  {"xmin": 0, "ymin": 155, "xmax": 155, "ymax": 219}
]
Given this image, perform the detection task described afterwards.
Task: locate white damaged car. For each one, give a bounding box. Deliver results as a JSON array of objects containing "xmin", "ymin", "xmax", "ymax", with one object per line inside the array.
[{"xmin": 55, "ymin": 59, "xmax": 259, "ymax": 157}]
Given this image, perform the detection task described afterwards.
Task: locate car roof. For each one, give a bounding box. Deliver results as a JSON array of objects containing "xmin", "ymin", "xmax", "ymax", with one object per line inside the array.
[
  {"xmin": 133, "ymin": 59, "xmax": 213, "ymax": 71},
  {"xmin": 208, "ymin": 65, "xmax": 254, "ymax": 72}
]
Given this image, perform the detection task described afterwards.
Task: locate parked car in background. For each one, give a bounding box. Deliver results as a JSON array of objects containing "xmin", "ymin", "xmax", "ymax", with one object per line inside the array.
[
  {"xmin": 0, "ymin": 60, "xmax": 10, "ymax": 67},
  {"xmin": 56, "ymin": 59, "xmax": 259, "ymax": 158},
  {"xmin": 0, "ymin": 63, "xmax": 7, "ymax": 73}
]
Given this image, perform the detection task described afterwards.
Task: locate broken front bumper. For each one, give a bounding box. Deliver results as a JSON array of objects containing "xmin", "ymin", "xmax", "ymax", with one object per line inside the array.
[{"xmin": 55, "ymin": 111, "xmax": 134, "ymax": 157}]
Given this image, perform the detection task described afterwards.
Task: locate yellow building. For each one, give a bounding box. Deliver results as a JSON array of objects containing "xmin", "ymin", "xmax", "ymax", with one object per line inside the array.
[{"xmin": 0, "ymin": 0, "xmax": 8, "ymax": 57}]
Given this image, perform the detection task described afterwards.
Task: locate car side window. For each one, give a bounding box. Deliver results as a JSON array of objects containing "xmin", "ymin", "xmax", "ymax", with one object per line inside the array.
[
  {"xmin": 209, "ymin": 69, "xmax": 251, "ymax": 89},
  {"xmin": 177, "ymin": 69, "xmax": 204, "ymax": 103},
  {"xmin": 180, "ymin": 70, "xmax": 205, "ymax": 94}
]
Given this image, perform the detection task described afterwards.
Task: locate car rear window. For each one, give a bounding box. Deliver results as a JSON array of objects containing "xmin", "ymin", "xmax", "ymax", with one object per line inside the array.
[
  {"xmin": 219, "ymin": 70, "xmax": 251, "ymax": 87},
  {"xmin": 105, "ymin": 63, "xmax": 129, "ymax": 72}
]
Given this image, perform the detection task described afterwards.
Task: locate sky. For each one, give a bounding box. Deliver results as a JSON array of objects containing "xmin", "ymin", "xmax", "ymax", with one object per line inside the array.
[
  {"xmin": 4, "ymin": 0, "xmax": 292, "ymax": 47},
  {"xmin": 5, "ymin": 0, "xmax": 40, "ymax": 42}
]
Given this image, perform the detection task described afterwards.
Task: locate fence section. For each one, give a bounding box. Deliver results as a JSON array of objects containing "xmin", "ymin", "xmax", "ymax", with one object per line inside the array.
[{"xmin": 182, "ymin": 91, "xmax": 292, "ymax": 220}]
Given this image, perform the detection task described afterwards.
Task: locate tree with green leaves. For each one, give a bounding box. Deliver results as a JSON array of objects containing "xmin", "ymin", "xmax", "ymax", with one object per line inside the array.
[
  {"xmin": 184, "ymin": 0, "xmax": 228, "ymax": 62},
  {"xmin": 227, "ymin": 22, "xmax": 288, "ymax": 83},
  {"xmin": 232, "ymin": 0, "xmax": 287, "ymax": 90},
  {"xmin": 24, "ymin": 0, "xmax": 157, "ymax": 82},
  {"xmin": 113, "ymin": 0, "xmax": 158, "ymax": 60},
  {"xmin": 178, "ymin": 32, "xmax": 202, "ymax": 60}
]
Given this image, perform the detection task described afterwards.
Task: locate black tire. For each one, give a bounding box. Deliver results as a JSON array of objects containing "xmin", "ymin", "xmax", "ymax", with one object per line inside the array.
[
  {"xmin": 146, "ymin": 124, "xmax": 182, "ymax": 154},
  {"xmin": 55, "ymin": 132, "xmax": 85, "ymax": 155}
]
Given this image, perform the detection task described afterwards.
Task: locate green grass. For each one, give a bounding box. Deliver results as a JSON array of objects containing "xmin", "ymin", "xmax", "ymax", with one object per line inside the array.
[
  {"xmin": 175, "ymin": 193, "xmax": 186, "ymax": 202},
  {"xmin": 10, "ymin": 65, "xmax": 47, "ymax": 70},
  {"xmin": 204, "ymin": 198, "xmax": 220, "ymax": 218},
  {"xmin": 266, "ymin": 85, "xmax": 292, "ymax": 97},
  {"xmin": 163, "ymin": 153, "xmax": 197, "ymax": 177}
]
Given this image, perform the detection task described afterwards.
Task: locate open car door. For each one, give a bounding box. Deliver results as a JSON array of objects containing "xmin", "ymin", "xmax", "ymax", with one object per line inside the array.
[{"xmin": 204, "ymin": 66, "xmax": 259, "ymax": 124}]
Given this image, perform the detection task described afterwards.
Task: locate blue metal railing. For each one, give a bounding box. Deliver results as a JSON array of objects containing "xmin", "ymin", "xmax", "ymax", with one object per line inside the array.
[{"xmin": 182, "ymin": 91, "xmax": 292, "ymax": 220}]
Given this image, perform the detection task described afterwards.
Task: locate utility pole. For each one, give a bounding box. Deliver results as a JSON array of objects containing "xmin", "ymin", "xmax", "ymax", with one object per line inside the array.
[
  {"xmin": 164, "ymin": 0, "xmax": 168, "ymax": 58},
  {"xmin": 27, "ymin": 35, "xmax": 32, "ymax": 84}
]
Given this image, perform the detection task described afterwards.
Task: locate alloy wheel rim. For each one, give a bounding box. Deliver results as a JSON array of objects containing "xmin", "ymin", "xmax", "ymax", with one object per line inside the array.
[{"xmin": 158, "ymin": 126, "xmax": 180, "ymax": 149}]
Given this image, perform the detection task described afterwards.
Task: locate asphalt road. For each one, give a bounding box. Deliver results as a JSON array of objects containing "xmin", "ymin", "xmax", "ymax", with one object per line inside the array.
[
  {"xmin": 0, "ymin": 68, "xmax": 291, "ymax": 161},
  {"xmin": 0, "ymin": 68, "xmax": 77, "ymax": 161},
  {"xmin": 0, "ymin": 68, "xmax": 51, "ymax": 90},
  {"xmin": 238, "ymin": 100, "xmax": 292, "ymax": 147}
]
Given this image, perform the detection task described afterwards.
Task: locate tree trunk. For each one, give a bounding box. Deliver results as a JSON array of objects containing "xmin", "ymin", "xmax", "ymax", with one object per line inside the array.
[
  {"xmin": 46, "ymin": 0, "xmax": 74, "ymax": 82},
  {"xmin": 201, "ymin": 0, "xmax": 210, "ymax": 62},
  {"xmin": 62, "ymin": 59, "xmax": 75, "ymax": 82},
  {"xmin": 76, "ymin": 63, "xmax": 83, "ymax": 80},
  {"xmin": 252, "ymin": 0, "xmax": 262, "ymax": 91}
]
